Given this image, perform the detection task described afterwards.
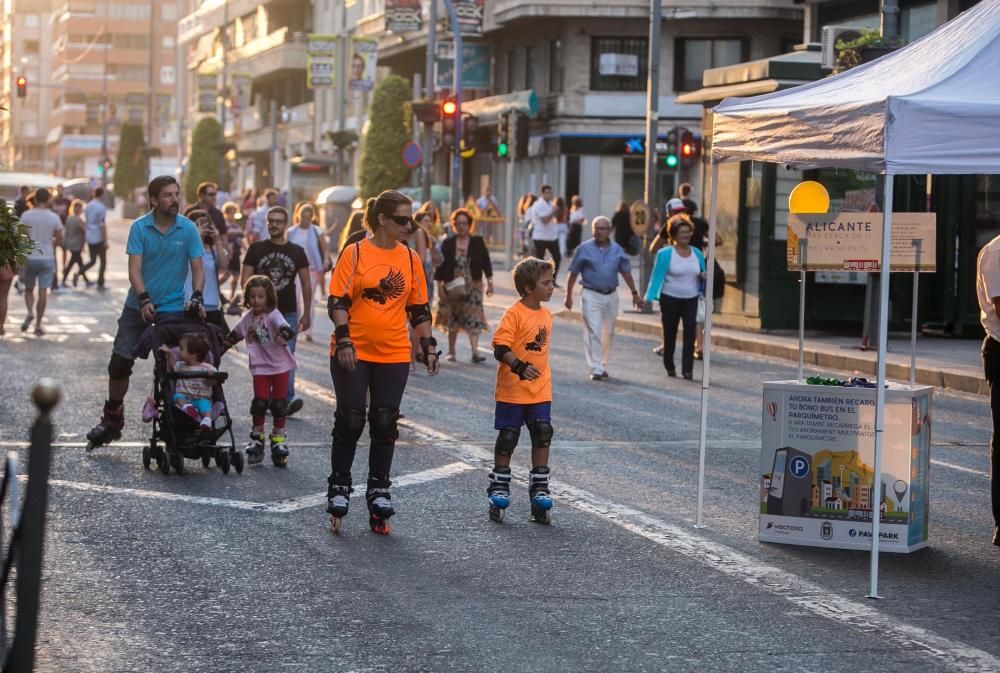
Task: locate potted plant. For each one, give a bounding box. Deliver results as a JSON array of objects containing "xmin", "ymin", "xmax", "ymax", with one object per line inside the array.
[
  {"xmin": 834, "ymin": 30, "xmax": 907, "ymax": 73},
  {"xmin": 0, "ymin": 199, "xmax": 37, "ymax": 274}
]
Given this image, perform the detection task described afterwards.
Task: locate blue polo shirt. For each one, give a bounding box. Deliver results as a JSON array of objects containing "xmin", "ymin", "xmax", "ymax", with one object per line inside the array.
[
  {"xmin": 125, "ymin": 211, "xmax": 204, "ymax": 312},
  {"xmin": 569, "ymin": 239, "xmax": 631, "ymax": 294}
]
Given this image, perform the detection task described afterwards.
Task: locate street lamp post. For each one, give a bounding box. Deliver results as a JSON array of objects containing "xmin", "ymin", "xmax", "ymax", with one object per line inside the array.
[
  {"xmin": 641, "ymin": 0, "xmax": 662, "ymax": 299},
  {"xmin": 442, "ymin": 0, "xmax": 463, "ymax": 211}
]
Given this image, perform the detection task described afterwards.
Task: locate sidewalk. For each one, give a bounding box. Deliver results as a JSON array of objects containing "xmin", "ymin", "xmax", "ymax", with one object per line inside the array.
[{"xmin": 485, "ymin": 252, "xmax": 987, "ymax": 396}]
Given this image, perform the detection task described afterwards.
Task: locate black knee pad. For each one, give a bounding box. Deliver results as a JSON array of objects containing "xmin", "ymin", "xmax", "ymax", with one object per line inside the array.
[
  {"xmin": 494, "ymin": 427, "xmax": 520, "ymax": 457},
  {"xmin": 250, "ymin": 397, "xmax": 269, "ymax": 418},
  {"xmin": 108, "ymin": 353, "xmax": 134, "ymax": 380},
  {"xmin": 368, "ymin": 407, "xmax": 399, "ymax": 444},
  {"xmin": 527, "ymin": 420, "xmax": 554, "ymax": 449},
  {"xmin": 332, "ymin": 408, "xmax": 366, "ymax": 445},
  {"xmin": 270, "ymin": 397, "xmax": 289, "ymax": 419}
]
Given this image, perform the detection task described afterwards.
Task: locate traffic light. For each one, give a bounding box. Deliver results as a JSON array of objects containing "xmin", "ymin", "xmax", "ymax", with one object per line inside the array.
[
  {"xmin": 441, "ymin": 97, "xmax": 457, "ymax": 150},
  {"xmin": 664, "ymin": 127, "xmax": 679, "ymax": 169},
  {"xmin": 680, "ymin": 128, "xmax": 701, "ymax": 168},
  {"xmin": 411, "ymin": 99, "xmax": 441, "ymax": 124},
  {"xmin": 513, "ymin": 112, "xmax": 528, "ymax": 159},
  {"xmin": 461, "ymin": 113, "xmax": 478, "ymax": 157},
  {"xmin": 497, "ymin": 111, "xmax": 510, "ymax": 158},
  {"xmin": 15, "ymin": 76, "xmax": 26, "ymax": 98}
]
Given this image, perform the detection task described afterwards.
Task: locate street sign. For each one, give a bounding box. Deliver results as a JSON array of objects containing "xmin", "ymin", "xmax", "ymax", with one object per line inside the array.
[
  {"xmin": 629, "ymin": 200, "xmax": 650, "ymax": 237},
  {"xmin": 402, "ymin": 141, "xmax": 423, "ymax": 168}
]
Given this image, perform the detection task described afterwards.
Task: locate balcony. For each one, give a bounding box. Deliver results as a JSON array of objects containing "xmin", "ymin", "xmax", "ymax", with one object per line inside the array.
[
  {"xmin": 179, "ymin": 0, "xmax": 299, "ymax": 45},
  {"xmin": 227, "ymin": 27, "xmax": 308, "ymax": 81}
]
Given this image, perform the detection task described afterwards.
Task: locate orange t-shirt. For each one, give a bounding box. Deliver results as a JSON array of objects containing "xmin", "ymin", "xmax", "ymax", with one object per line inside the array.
[
  {"xmin": 328, "ymin": 239, "xmax": 428, "ymax": 363},
  {"xmin": 492, "ymin": 301, "xmax": 552, "ymax": 404}
]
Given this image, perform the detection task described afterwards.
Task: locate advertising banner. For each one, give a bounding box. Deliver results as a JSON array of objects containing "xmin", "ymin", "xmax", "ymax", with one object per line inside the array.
[
  {"xmin": 307, "ymin": 34, "xmax": 337, "ymax": 89},
  {"xmin": 451, "ymin": 0, "xmax": 485, "ymax": 36},
  {"xmin": 229, "ymin": 73, "xmax": 252, "ymax": 116},
  {"xmin": 759, "ymin": 381, "xmax": 931, "ymax": 552},
  {"xmin": 386, "ymin": 0, "xmax": 422, "ymax": 32},
  {"xmin": 349, "ymin": 36, "xmax": 378, "ymax": 92},
  {"xmin": 435, "ymin": 42, "xmax": 492, "ymax": 90},
  {"xmin": 787, "ymin": 212, "xmax": 936, "ymax": 272},
  {"xmin": 197, "ymin": 72, "xmax": 218, "ymax": 113}
]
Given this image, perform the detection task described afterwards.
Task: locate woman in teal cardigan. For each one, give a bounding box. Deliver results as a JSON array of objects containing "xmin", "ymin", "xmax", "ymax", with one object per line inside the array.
[{"xmin": 644, "ymin": 215, "xmax": 705, "ymax": 379}]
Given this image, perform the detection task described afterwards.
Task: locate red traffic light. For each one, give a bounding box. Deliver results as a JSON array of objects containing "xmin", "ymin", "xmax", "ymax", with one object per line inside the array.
[
  {"xmin": 442, "ymin": 99, "xmax": 457, "ymax": 116},
  {"xmin": 15, "ymin": 75, "xmax": 26, "ymax": 98},
  {"xmin": 681, "ymin": 142, "xmax": 695, "ymax": 157},
  {"xmin": 15, "ymin": 76, "xmax": 26, "ymax": 87}
]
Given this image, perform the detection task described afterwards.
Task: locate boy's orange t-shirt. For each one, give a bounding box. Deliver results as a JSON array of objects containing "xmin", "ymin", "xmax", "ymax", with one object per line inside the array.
[
  {"xmin": 492, "ymin": 301, "xmax": 552, "ymax": 404},
  {"xmin": 328, "ymin": 239, "xmax": 428, "ymax": 363}
]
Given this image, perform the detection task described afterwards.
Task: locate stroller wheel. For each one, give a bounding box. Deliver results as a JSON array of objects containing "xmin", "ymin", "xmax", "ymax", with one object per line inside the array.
[
  {"xmin": 142, "ymin": 443, "xmax": 152, "ymax": 470},
  {"xmin": 171, "ymin": 453, "xmax": 184, "ymax": 476},
  {"xmin": 159, "ymin": 453, "xmax": 171, "ymax": 475},
  {"xmin": 201, "ymin": 453, "xmax": 211, "ymax": 469},
  {"xmin": 219, "ymin": 451, "xmax": 231, "ymax": 475},
  {"xmin": 233, "ymin": 451, "xmax": 244, "ymax": 475}
]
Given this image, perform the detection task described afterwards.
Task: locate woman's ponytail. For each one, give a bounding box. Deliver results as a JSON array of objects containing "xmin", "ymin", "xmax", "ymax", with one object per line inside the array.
[{"xmin": 364, "ymin": 197, "xmax": 378, "ymax": 233}]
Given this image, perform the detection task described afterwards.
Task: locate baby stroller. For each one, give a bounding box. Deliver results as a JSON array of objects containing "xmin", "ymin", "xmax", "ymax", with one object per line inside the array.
[{"xmin": 136, "ymin": 317, "xmax": 244, "ymax": 476}]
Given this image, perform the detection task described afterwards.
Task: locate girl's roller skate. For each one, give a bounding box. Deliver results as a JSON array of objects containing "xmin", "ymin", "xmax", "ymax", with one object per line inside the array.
[
  {"xmin": 85, "ymin": 401, "xmax": 124, "ymax": 451},
  {"xmin": 326, "ymin": 472, "xmax": 353, "ymax": 533},
  {"xmin": 487, "ymin": 466, "xmax": 512, "ymax": 523},
  {"xmin": 366, "ymin": 476, "xmax": 394, "ymax": 535},
  {"xmin": 269, "ymin": 432, "xmax": 289, "ymax": 467},
  {"xmin": 245, "ymin": 430, "xmax": 265, "ymax": 465},
  {"xmin": 529, "ymin": 467, "xmax": 553, "ymax": 524}
]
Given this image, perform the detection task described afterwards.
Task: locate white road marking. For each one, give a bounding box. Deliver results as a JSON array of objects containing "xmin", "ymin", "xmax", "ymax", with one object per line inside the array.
[
  {"xmin": 930, "ymin": 459, "xmax": 989, "ymax": 478},
  {"xmin": 397, "ymin": 418, "xmax": 1000, "ymax": 673},
  {"xmin": 27, "ymin": 462, "xmax": 474, "ymax": 513}
]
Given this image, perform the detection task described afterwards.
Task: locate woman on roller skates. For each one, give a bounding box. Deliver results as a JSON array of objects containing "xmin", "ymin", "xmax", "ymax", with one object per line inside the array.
[
  {"xmin": 488, "ymin": 257, "xmax": 557, "ymax": 524},
  {"xmin": 325, "ymin": 189, "xmax": 441, "ymax": 534},
  {"xmin": 222, "ymin": 275, "xmax": 297, "ymax": 467}
]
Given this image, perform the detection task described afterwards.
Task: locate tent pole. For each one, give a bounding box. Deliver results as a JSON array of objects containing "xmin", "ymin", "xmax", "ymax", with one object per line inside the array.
[
  {"xmin": 869, "ymin": 173, "xmax": 894, "ymax": 600},
  {"xmin": 910, "ymin": 240, "xmax": 921, "ymax": 388},
  {"xmin": 798, "ymin": 239, "xmax": 807, "ymax": 382},
  {"xmin": 695, "ymin": 161, "xmax": 719, "ymax": 529}
]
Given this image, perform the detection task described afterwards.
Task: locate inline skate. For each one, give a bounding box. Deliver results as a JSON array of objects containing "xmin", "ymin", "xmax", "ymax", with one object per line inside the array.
[
  {"xmin": 487, "ymin": 466, "xmax": 512, "ymax": 523},
  {"xmin": 366, "ymin": 476, "xmax": 394, "ymax": 535},
  {"xmin": 529, "ymin": 467, "xmax": 553, "ymax": 524},
  {"xmin": 245, "ymin": 430, "xmax": 265, "ymax": 465},
  {"xmin": 270, "ymin": 432, "xmax": 288, "ymax": 467},
  {"xmin": 85, "ymin": 401, "xmax": 124, "ymax": 451},
  {"xmin": 326, "ymin": 472, "xmax": 353, "ymax": 533}
]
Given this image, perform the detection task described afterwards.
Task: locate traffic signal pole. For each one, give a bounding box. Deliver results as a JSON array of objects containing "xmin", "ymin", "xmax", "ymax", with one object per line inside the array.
[
  {"xmin": 421, "ymin": 0, "xmax": 436, "ymax": 205},
  {"xmin": 442, "ymin": 0, "xmax": 463, "ymax": 211},
  {"xmin": 640, "ymin": 0, "xmax": 662, "ymax": 304},
  {"xmin": 504, "ymin": 112, "xmax": 516, "ymax": 270}
]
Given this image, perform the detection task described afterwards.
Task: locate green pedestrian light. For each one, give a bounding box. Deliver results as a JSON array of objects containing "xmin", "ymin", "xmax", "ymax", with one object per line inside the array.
[
  {"xmin": 665, "ymin": 154, "xmax": 678, "ymax": 168},
  {"xmin": 498, "ymin": 142, "xmax": 508, "ymax": 157}
]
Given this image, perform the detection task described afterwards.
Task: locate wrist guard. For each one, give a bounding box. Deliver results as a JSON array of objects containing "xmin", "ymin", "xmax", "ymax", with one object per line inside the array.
[
  {"xmin": 138, "ymin": 291, "xmax": 152, "ymax": 307},
  {"xmin": 334, "ymin": 324, "xmax": 350, "ymax": 340},
  {"xmin": 510, "ymin": 358, "xmax": 531, "ymax": 380},
  {"xmin": 277, "ymin": 325, "xmax": 295, "ymax": 342},
  {"xmin": 335, "ymin": 340, "xmax": 355, "ymax": 354},
  {"xmin": 419, "ymin": 336, "xmax": 441, "ymax": 360},
  {"xmin": 189, "ymin": 289, "xmax": 204, "ymax": 307}
]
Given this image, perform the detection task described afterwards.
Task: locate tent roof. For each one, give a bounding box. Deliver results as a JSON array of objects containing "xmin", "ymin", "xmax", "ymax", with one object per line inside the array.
[{"xmin": 711, "ymin": 0, "xmax": 1000, "ymax": 174}]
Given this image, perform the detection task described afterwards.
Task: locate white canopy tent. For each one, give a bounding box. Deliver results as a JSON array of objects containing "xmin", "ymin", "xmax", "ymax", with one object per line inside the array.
[{"xmin": 696, "ymin": 0, "xmax": 1000, "ymax": 597}]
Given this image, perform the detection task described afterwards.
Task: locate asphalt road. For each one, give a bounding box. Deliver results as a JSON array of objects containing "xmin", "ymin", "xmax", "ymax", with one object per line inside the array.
[{"xmin": 1, "ymin": 224, "xmax": 998, "ymax": 673}]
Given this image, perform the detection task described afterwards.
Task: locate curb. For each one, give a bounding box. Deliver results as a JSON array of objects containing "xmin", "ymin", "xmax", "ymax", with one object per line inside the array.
[{"xmin": 547, "ymin": 307, "xmax": 988, "ymax": 397}]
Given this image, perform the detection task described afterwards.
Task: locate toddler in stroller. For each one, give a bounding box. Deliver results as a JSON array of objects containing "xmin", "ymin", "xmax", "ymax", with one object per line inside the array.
[{"xmin": 135, "ymin": 318, "xmax": 244, "ymax": 475}]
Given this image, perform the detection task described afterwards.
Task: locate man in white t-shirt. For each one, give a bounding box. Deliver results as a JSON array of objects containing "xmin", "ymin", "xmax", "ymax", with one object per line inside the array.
[
  {"xmin": 528, "ymin": 184, "xmax": 561, "ymax": 286},
  {"xmin": 18, "ymin": 188, "xmax": 64, "ymax": 336},
  {"xmin": 80, "ymin": 187, "xmax": 108, "ymax": 289},
  {"xmin": 976, "ymin": 233, "xmax": 1000, "ymax": 547}
]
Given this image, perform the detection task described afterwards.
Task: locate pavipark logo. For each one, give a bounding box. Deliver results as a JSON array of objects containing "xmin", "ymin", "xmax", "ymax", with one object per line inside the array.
[{"xmin": 848, "ymin": 529, "xmax": 900, "ymax": 541}]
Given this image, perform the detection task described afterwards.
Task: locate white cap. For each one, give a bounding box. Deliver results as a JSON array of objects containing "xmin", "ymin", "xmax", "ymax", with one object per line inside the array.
[{"xmin": 665, "ymin": 197, "xmax": 687, "ymax": 213}]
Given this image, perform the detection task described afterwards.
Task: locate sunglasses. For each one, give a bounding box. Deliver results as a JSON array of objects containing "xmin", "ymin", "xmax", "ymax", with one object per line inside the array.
[{"xmin": 385, "ymin": 214, "xmax": 414, "ymax": 227}]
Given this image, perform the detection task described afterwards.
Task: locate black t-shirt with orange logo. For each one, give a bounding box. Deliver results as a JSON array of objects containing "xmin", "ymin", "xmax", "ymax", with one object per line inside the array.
[
  {"xmin": 329, "ymin": 239, "xmax": 428, "ymax": 363},
  {"xmin": 492, "ymin": 301, "xmax": 553, "ymax": 404}
]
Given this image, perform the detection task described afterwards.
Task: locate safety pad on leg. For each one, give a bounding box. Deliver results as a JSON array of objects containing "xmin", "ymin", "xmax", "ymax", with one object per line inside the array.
[
  {"xmin": 108, "ymin": 353, "xmax": 135, "ymax": 380},
  {"xmin": 332, "ymin": 408, "xmax": 366, "ymax": 445},
  {"xmin": 269, "ymin": 397, "xmax": 289, "ymax": 420},
  {"xmin": 250, "ymin": 397, "xmax": 270, "ymax": 418},
  {"xmin": 527, "ymin": 420, "xmax": 554, "ymax": 449},
  {"xmin": 494, "ymin": 427, "xmax": 520, "ymax": 457},
  {"xmin": 368, "ymin": 407, "xmax": 399, "ymax": 444}
]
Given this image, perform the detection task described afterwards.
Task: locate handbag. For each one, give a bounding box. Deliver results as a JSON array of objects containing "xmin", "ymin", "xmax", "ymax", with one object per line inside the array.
[
  {"xmin": 445, "ymin": 276, "xmax": 468, "ymax": 300},
  {"xmin": 697, "ymin": 294, "xmax": 707, "ymax": 323}
]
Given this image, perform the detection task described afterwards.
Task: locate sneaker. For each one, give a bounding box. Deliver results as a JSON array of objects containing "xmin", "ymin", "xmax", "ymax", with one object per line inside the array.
[
  {"xmin": 182, "ymin": 404, "xmax": 201, "ymax": 422},
  {"xmin": 200, "ymin": 417, "xmax": 213, "ymax": 434},
  {"xmin": 286, "ymin": 397, "xmax": 304, "ymax": 417},
  {"xmin": 653, "ymin": 345, "xmax": 664, "ymax": 356}
]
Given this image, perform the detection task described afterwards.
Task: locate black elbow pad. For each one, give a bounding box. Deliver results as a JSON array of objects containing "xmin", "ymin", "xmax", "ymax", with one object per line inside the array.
[
  {"xmin": 328, "ymin": 294, "xmax": 351, "ymax": 320},
  {"xmin": 407, "ymin": 303, "xmax": 432, "ymax": 328},
  {"xmin": 494, "ymin": 344, "xmax": 512, "ymax": 362}
]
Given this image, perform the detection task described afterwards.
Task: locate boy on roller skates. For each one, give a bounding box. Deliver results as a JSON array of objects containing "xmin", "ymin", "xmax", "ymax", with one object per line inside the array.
[
  {"xmin": 489, "ymin": 257, "xmax": 556, "ymax": 524},
  {"xmin": 222, "ymin": 275, "xmax": 297, "ymax": 466}
]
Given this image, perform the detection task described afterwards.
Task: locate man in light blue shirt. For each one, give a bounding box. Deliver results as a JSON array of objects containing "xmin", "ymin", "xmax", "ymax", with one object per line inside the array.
[
  {"xmin": 80, "ymin": 187, "xmax": 108, "ymax": 289},
  {"xmin": 86, "ymin": 175, "xmax": 206, "ymax": 450},
  {"xmin": 564, "ymin": 216, "xmax": 642, "ymax": 380}
]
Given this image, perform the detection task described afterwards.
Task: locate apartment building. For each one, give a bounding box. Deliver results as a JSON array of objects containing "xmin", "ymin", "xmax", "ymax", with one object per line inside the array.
[
  {"xmin": 361, "ymin": 0, "xmax": 802, "ymax": 219},
  {"xmin": 1, "ymin": 0, "xmax": 56, "ymax": 173},
  {"xmin": 44, "ymin": 0, "xmax": 181, "ymax": 179}
]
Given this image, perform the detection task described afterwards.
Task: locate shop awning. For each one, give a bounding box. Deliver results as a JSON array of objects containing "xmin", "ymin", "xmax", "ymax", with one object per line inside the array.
[
  {"xmin": 676, "ymin": 48, "xmax": 823, "ymax": 105},
  {"xmin": 461, "ymin": 90, "xmax": 538, "ymax": 124}
]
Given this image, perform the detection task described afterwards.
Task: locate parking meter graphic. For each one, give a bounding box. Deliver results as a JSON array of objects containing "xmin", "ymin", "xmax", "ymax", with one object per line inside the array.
[{"xmin": 767, "ymin": 447, "xmax": 812, "ymax": 516}]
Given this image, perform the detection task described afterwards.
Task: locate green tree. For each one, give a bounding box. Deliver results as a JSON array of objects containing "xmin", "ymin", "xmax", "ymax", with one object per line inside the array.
[
  {"xmin": 113, "ymin": 122, "xmax": 148, "ymax": 201},
  {"xmin": 184, "ymin": 116, "xmax": 224, "ymax": 204},
  {"xmin": 0, "ymin": 200, "xmax": 35, "ymax": 272},
  {"xmin": 359, "ymin": 75, "xmax": 412, "ymax": 198}
]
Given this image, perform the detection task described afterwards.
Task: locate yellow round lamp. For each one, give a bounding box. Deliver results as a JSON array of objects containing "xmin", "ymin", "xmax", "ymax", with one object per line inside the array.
[{"xmin": 788, "ymin": 181, "xmax": 830, "ymax": 214}]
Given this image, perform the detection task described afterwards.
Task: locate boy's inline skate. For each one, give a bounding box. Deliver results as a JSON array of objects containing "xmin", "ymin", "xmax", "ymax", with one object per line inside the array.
[
  {"xmin": 269, "ymin": 432, "xmax": 288, "ymax": 467},
  {"xmin": 245, "ymin": 430, "xmax": 265, "ymax": 465},
  {"xmin": 326, "ymin": 472, "xmax": 352, "ymax": 533},
  {"xmin": 366, "ymin": 476, "xmax": 394, "ymax": 535},
  {"xmin": 487, "ymin": 466, "xmax": 512, "ymax": 523},
  {"xmin": 529, "ymin": 467, "xmax": 553, "ymax": 524},
  {"xmin": 85, "ymin": 401, "xmax": 124, "ymax": 451}
]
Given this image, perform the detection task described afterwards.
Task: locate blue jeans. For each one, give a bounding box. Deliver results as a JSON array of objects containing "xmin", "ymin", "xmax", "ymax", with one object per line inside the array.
[{"xmin": 282, "ymin": 311, "xmax": 299, "ymax": 400}]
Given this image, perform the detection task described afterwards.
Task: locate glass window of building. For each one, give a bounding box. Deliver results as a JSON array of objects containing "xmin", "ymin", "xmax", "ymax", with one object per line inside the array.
[
  {"xmin": 525, "ymin": 46, "xmax": 534, "ymax": 90},
  {"xmin": 674, "ymin": 38, "xmax": 746, "ymax": 92},
  {"xmin": 590, "ymin": 37, "xmax": 648, "ymax": 92},
  {"xmin": 548, "ymin": 39, "xmax": 562, "ymax": 93}
]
